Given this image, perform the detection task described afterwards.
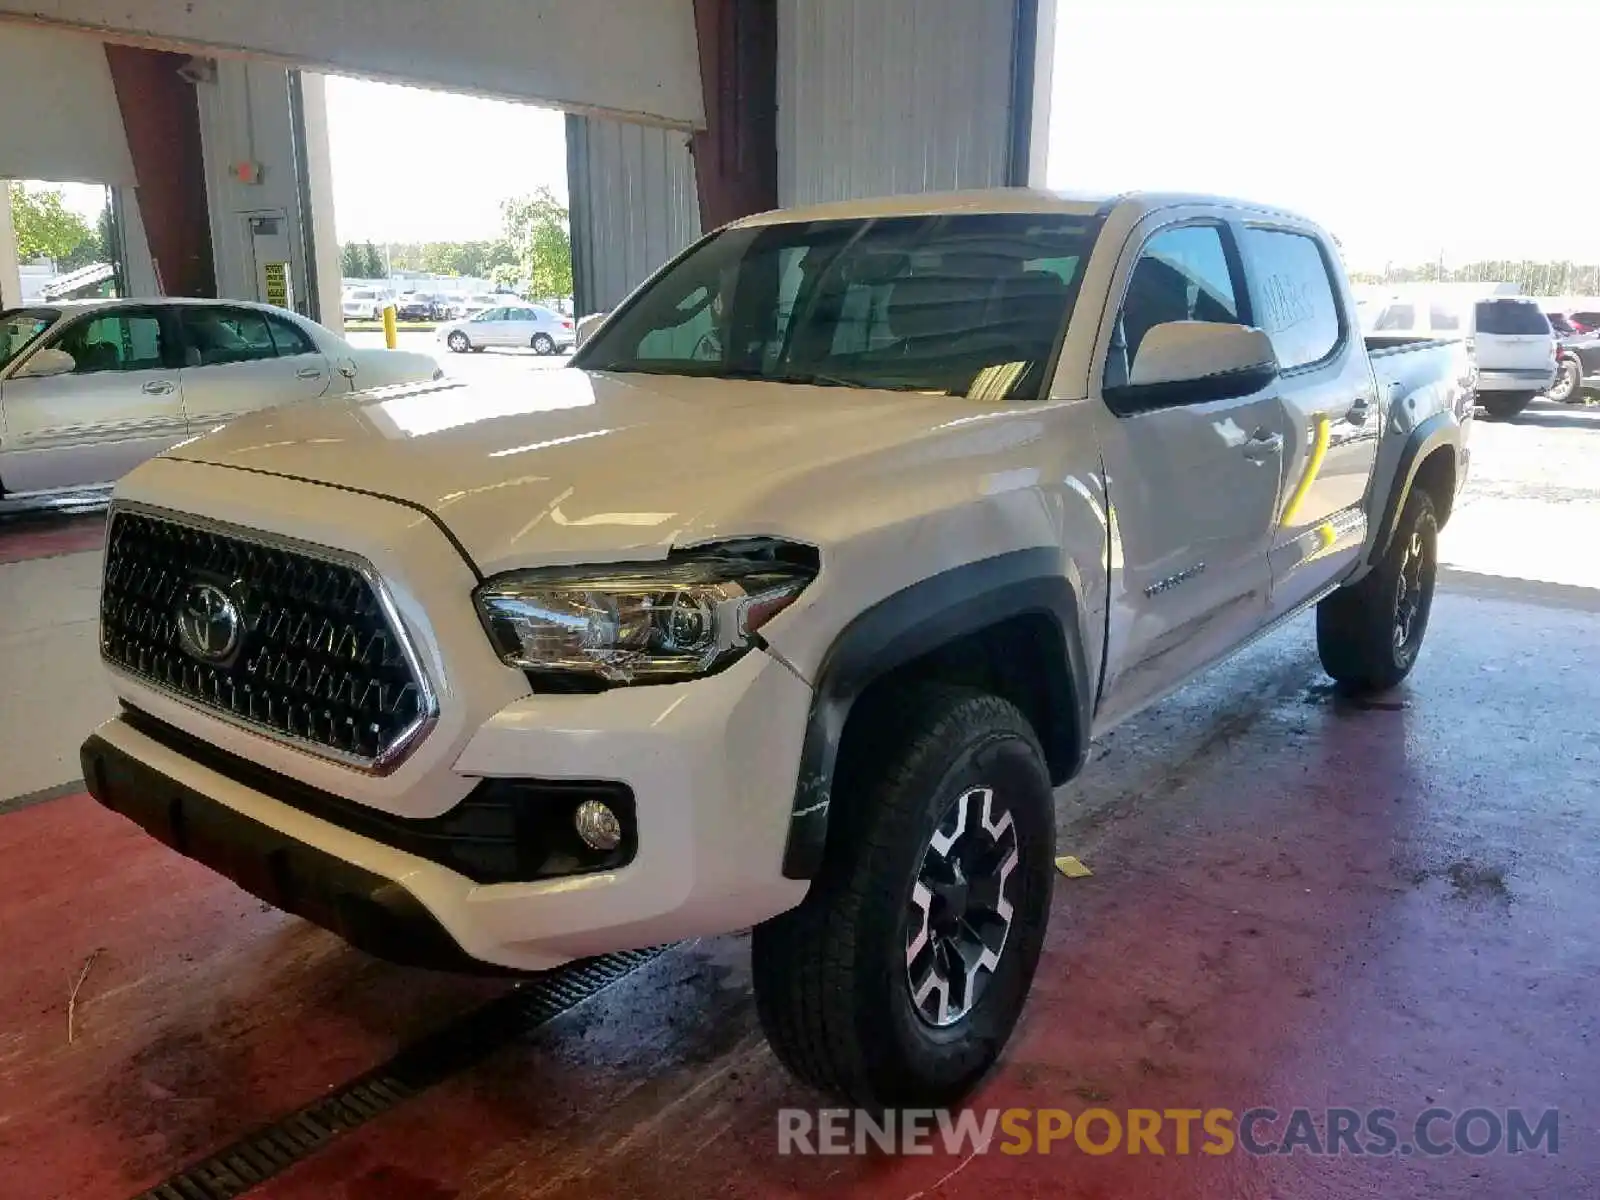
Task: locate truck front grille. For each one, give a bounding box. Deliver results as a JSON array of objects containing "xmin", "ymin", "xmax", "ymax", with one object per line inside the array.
[{"xmin": 99, "ymin": 505, "xmax": 436, "ymax": 771}]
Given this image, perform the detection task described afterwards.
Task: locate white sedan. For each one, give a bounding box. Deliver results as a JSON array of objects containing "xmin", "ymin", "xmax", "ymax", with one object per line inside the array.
[
  {"xmin": 437, "ymin": 303, "xmax": 575, "ymax": 355},
  {"xmin": 0, "ymin": 297, "xmax": 441, "ymax": 501}
]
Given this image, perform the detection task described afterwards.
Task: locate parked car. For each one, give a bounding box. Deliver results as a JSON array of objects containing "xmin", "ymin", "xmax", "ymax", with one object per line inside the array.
[
  {"xmin": 437, "ymin": 303, "xmax": 575, "ymax": 354},
  {"xmin": 0, "ymin": 298, "xmax": 441, "ymax": 500},
  {"xmin": 455, "ymin": 293, "xmax": 512, "ymax": 317},
  {"xmin": 82, "ymin": 189, "xmax": 1470, "ymax": 1107},
  {"xmin": 341, "ymin": 288, "xmax": 392, "ymax": 321},
  {"xmin": 1544, "ymin": 313, "xmax": 1600, "ymax": 403},
  {"xmin": 395, "ymin": 293, "xmax": 447, "ymax": 322},
  {"xmin": 1471, "ymin": 297, "xmax": 1558, "ymax": 419}
]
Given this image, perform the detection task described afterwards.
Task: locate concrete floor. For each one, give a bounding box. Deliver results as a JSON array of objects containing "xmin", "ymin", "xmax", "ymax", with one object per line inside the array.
[{"xmin": 1, "ymin": 398, "xmax": 1597, "ymax": 1198}]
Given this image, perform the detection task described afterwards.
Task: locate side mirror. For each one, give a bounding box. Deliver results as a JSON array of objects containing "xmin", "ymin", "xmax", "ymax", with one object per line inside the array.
[
  {"xmin": 1107, "ymin": 321, "xmax": 1278, "ymax": 412},
  {"xmin": 15, "ymin": 347, "xmax": 77, "ymax": 379}
]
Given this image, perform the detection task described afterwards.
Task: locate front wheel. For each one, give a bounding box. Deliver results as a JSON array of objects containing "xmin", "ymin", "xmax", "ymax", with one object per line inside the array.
[
  {"xmin": 1479, "ymin": 392, "xmax": 1534, "ymax": 420},
  {"xmin": 752, "ymin": 685, "xmax": 1056, "ymax": 1106},
  {"xmin": 531, "ymin": 332, "xmax": 555, "ymax": 355},
  {"xmin": 1548, "ymin": 359, "xmax": 1582, "ymax": 404},
  {"xmin": 1316, "ymin": 488, "xmax": 1437, "ymax": 692},
  {"xmin": 446, "ymin": 331, "xmax": 471, "ymax": 354}
]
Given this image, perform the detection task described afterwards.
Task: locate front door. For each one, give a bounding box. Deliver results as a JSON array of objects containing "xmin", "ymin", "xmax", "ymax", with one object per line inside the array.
[
  {"xmin": 0, "ymin": 307, "xmax": 185, "ymax": 495},
  {"xmin": 1092, "ymin": 220, "xmax": 1290, "ymax": 728}
]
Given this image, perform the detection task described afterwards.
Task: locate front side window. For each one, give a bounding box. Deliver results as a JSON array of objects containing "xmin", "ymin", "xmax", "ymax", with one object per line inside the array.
[
  {"xmin": 1240, "ymin": 227, "xmax": 1342, "ymax": 369},
  {"xmin": 576, "ymin": 212, "xmax": 1100, "ymax": 400},
  {"xmin": 1, "ymin": 308, "xmax": 58, "ymax": 371},
  {"xmin": 475, "ymin": 307, "xmax": 506, "ymax": 323},
  {"xmin": 54, "ymin": 313, "xmax": 168, "ymax": 374},
  {"xmin": 1106, "ymin": 223, "xmax": 1242, "ymax": 388}
]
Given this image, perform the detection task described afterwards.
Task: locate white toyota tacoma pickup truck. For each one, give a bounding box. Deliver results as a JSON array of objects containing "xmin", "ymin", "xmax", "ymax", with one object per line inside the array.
[{"xmin": 82, "ymin": 189, "xmax": 1473, "ymax": 1106}]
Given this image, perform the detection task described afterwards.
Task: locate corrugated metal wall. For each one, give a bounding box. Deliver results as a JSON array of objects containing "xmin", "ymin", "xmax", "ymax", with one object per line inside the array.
[
  {"xmin": 778, "ymin": 0, "xmax": 1018, "ymax": 206},
  {"xmin": 567, "ymin": 114, "xmax": 701, "ymax": 315}
]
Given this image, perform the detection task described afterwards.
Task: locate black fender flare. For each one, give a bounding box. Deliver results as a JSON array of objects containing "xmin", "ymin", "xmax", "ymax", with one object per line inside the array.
[
  {"xmin": 779, "ymin": 548, "xmax": 1093, "ymax": 880},
  {"xmin": 1368, "ymin": 411, "xmax": 1459, "ymax": 566}
]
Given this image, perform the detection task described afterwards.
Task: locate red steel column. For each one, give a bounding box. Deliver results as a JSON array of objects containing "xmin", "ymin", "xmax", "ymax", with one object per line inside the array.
[
  {"xmin": 690, "ymin": 0, "xmax": 778, "ymax": 231},
  {"xmin": 103, "ymin": 45, "xmax": 215, "ymax": 297}
]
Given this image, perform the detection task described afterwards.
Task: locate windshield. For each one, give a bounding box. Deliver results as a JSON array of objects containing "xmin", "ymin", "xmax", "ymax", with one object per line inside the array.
[
  {"xmin": 0, "ymin": 308, "xmax": 59, "ymax": 372},
  {"xmin": 575, "ymin": 212, "xmax": 1100, "ymax": 400},
  {"xmin": 1475, "ymin": 300, "xmax": 1550, "ymax": 336}
]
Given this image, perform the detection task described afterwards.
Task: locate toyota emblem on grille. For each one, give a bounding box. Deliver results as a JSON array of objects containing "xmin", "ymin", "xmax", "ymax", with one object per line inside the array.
[{"xmin": 176, "ymin": 581, "xmax": 242, "ymax": 664}]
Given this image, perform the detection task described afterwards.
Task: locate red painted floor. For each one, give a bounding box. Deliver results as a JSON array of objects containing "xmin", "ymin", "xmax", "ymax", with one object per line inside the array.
[
  {"xmin": 0, "ymin": 513, "xmax": 107, "ymax": 564},
  {"xmin": 1, "ymin": 587, "xmax": 1596, "ymax": 1199}
]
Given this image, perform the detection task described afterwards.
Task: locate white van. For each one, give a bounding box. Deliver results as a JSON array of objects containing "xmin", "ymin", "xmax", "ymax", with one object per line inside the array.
[{"xmin": 1360, "ymin": 292, "xmax": 1555, "ymax": 420}]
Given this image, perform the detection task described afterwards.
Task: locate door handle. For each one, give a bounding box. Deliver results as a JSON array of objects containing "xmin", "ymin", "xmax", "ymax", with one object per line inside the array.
[
  {"xmin": 296, "ymin": 367, "xmax": 325, "ymax": 380},
  {"xmin": 1347, "ymin": 396, "xmax": 1372, "ymax": 425},
  {"xmin": 1241, "ymin": 430, "xmax": 1284, "ymax": 462},
  {"xmin": 141, "ymin": 380, "xmax": 176, "ymax": 395}
]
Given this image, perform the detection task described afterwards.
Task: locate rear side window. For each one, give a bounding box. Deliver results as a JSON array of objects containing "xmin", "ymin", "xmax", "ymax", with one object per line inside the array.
[
  {"xmin": 266, "ymin": 314, "xmax": 316, "ymax": 356},
  {"xmin": 1429, "ymin": 304, "xmax": 1462, "ymax": 331},
  {"xmin": 1372, "ymin": 304, "xmax": 1415, "ymax": 332},
  {"xmin": 180, "ymin": 306, "xmax": 276, "ymax": 366},
  {"xmin": 1475, "ymin": 300, "xmax": 1550, "ymax": 335},
  {"xmin": 1241, "ymin": 228, "xmax": 1342, "ymax": 369}
]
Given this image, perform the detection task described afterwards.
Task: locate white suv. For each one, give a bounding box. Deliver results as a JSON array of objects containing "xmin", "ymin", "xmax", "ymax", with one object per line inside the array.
[{"xmin": 1471, "ymin": 297, "xmax": 1557, "ymax": 420}]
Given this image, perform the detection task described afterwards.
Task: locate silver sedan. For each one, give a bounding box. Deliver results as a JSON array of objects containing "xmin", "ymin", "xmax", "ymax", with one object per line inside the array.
[
  {"xmin": 0, "ymin": 298, "xmax": 441, "ymax": 502},
  {"xmin": 437, "ymin": 303, "xmax": 576, "ymax": 356}
]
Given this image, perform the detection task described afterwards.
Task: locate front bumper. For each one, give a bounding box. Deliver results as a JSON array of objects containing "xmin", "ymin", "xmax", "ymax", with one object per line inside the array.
[
  {"xmin": 84, "ymin": 646, "xmax": 813, "ymax": 973},
  {"xmin": 82, "ymin": 728, "xmax": 493, "ymax": 973}
]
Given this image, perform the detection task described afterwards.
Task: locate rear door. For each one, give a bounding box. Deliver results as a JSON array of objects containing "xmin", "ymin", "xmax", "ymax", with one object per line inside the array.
[
  {"xmin": 1238, "ymin": 223, "xmax": 1381, "ymax": 615},
  {"xmin": 177, "ymin": 305, "xmax": 331, "ymax": 433},
  {"xmin": 0, "ymin": 306, "xmax": 185, "ymax": 494},
  {"xmin": 1092, "ymin": 218, "xmax": 1290, "ymax": 727}
]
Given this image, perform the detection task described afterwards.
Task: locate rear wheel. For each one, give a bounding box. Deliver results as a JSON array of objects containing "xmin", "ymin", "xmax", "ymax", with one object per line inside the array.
[
  {"xmin": 531, "ymin": 332, "xmax": 555, "ymax": 355},
  {"xmin": 1479, "ymin": 392, "xmax": 1534, "ymax": 420},
  {"xmin": 1547, "ymin": 358, "xmax": 1581, "ymax": 404},
  {"xmin": 446, "ymin": 331, "xmax": 471, "ymax": 354},
  {"xmin": 752, "ymin": 685, "xmax": 1056, "ymax": 1106},
  {"xmin": 1317, "ymin": 489, "xmax": 1437, "ymax": 692}
]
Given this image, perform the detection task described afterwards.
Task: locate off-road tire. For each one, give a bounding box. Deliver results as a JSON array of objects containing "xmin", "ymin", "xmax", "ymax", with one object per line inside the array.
[
  {"xmin": 752, "ymin": 685, "xmax": 1056, "ymax": 1106},
  {"xmin": 1317, "ymin": 488, "xmax": 1437, "ymax": 692}
]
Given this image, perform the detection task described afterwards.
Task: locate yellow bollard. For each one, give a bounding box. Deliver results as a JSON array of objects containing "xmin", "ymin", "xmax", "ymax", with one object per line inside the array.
[{"xmin": 382, "ymin": 303, "xmax": 398, "ymax": 349}]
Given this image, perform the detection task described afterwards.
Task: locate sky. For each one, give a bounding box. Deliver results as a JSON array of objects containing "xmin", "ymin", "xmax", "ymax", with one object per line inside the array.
[
  {"xmin": 32, "ymin": 0, "xmax": 1600, "ymax": 270},
  {"xmin": 322, "ymin": 74, "xmax": 567, "ymax": 245},
  {"xmin": 1047, "ymin": 0, "xmax": 1599, "ymax": 271}
]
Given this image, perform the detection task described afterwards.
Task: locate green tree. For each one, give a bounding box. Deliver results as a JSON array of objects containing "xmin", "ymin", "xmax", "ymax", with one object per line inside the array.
[
  {"xmin": 340, "ymin": 242, "xmax": 365, "ymax": 277},
  {"xmin": 501, "ymin": 187, "xmax": 572, "ymax": 299},
  {"xmin": 358, "ymin": 242, "xmax": 385, "ymax": 279},
  {"xmin": 8, "ymin": 183, "xmax": 95, "ymax": 265}
]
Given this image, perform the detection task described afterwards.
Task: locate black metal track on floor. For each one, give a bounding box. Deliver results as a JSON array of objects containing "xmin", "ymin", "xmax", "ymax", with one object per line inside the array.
[{"xmin": 129, "ymin": 946, "xmax": 669, "ymax": 1200}]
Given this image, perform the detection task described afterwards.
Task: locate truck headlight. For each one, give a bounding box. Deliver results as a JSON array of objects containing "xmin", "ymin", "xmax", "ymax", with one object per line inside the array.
[{"xmin": 474, "ymin": 548, "xmax": 815, "ymax": 685}]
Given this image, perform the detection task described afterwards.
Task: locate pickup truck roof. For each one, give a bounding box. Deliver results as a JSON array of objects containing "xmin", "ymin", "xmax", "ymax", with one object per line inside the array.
[{"xmin": 731, "ymin": 187, "xmax": 1318, "ymax": 229}]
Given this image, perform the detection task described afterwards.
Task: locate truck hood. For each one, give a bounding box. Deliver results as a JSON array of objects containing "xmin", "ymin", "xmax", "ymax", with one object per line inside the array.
[{"xmin": 166, "ymin": 370, "xmax": 982, "ymax": 574}]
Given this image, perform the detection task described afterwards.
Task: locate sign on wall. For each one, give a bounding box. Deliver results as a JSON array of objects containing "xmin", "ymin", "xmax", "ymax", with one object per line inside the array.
[{"xmin": 263, "ymin": 262, "xmax": 290, "ymax": 310}]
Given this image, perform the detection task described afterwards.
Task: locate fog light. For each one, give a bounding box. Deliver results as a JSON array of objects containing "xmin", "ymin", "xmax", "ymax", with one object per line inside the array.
[{"xmin": 573, "ymin": 799, "xmax": 623, "ymax": 852}]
